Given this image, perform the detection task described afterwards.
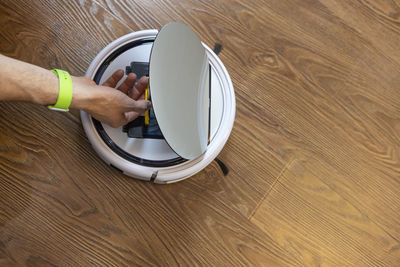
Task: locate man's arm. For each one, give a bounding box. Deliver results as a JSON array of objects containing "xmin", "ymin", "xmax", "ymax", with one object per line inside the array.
[
  {"xmin": 0, "ymin": 54, "xmax": 151, "ymax": 127},
  {"xmin": 0, "ymin": 54, "xmax": 59, "ymax": 104}
]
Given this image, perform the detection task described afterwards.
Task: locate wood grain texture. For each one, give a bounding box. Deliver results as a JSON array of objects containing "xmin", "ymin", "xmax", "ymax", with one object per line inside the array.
[
  {"xmin": 251, "ymin": 159, "xmax": 400, "ymax": 266},
  {"xmin": 1, "ymin": 0, "xmax": 400, "ymax": 266}
]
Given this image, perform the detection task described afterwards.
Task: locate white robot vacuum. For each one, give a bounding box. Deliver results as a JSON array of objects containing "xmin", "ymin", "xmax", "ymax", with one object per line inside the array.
[{"xmin": 81, "ymin": 23, "xmax": 235, "ymax": 183}]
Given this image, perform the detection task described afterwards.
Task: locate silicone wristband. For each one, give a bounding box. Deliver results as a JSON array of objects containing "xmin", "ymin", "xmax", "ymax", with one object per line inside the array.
[{"xmin": 48, "ymin": 69, "xmax": 73, "ymax": 112}]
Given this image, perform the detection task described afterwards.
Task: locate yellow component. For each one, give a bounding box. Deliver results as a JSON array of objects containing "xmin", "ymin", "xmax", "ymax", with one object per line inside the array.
[{"xmin": 144, "ymin": 84, "xmax": 150, "ymax": 126}]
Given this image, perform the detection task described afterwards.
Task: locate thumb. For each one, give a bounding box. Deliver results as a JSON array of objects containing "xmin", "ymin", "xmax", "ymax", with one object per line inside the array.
[
  {"xmin": 125, "ymin": 99, "xmax": 151, "ymax": 113},
  {"xmin": 124, "ymin": 111, "xmax": 140, "ymax": 123}
]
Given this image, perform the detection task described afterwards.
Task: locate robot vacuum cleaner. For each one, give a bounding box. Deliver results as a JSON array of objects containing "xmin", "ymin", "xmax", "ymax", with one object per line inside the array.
[{"xmin": 81, "ymin": 22, "xmax": 235, "ymax": 183}]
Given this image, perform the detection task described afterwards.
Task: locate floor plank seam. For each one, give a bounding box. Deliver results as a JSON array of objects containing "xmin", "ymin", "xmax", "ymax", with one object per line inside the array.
[{"xmin": 247, "ymin": 158, "xmax": 296, "ymax": 220}]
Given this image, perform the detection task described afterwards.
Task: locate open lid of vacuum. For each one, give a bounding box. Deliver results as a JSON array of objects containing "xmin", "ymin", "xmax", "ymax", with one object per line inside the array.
[{"xmin": 149, "ymin": 22, "xmax": 209, "ymax": 160}]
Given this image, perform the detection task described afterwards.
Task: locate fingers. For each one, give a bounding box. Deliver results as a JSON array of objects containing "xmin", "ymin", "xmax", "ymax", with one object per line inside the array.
[
  {"xmin": 118, "ymin": 73, "xmax": 136, "ymax": 94},
  {"xmin": 96, "ymin": 71, "xmax": 151, "ymax": 128},
  {"xmin": 129, "ymin": 76, "xmax": 149, "ymax": 100},
  {"xmin": 102, "ymin": 70, "xmax": 148, "ymax": 100},
  {"xmin": 102, "ymin": 69, "xmax": 124, "ymax": 88}
]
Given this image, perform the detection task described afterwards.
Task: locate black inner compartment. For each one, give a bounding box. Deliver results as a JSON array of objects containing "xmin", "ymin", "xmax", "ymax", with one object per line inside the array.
[{"xmin": 123, "ymin": 61, "xmax": 164, "ymax": 139}]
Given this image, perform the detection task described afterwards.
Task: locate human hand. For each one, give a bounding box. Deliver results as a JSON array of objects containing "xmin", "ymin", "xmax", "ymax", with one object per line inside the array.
[{"xmin": 71, "ymin": 70, "xmax": 151, "ymax": 127}]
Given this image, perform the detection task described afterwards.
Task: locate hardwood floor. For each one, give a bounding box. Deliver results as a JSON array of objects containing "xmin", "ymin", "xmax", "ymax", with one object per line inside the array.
[{"xmin": 1, "ymin": 0, "xmax": 399, "ymax": 266}]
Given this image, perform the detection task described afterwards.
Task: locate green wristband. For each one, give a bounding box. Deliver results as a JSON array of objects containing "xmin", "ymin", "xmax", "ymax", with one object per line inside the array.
[{"xmin": 48, "ymin": 69, "xmax": 73, "ymax": 112}]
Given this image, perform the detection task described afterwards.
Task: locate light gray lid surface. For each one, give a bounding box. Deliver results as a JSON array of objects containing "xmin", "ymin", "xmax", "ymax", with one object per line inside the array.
[{"xmin": 149, "ymin": 22, "xmax": 209, "ymax": 159}]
